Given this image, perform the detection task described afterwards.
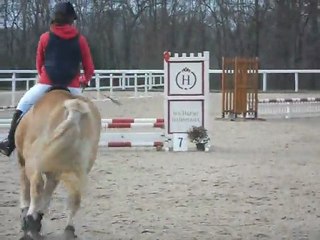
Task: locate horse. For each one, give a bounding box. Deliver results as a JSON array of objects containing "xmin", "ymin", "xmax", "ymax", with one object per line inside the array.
[{"xmin": 15, "ymin": 88, "xmax": 101, "ymax": 239}]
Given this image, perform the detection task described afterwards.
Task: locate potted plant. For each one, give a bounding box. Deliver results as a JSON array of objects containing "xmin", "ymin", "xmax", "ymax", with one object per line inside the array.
[{"xmin": 187, "ymin": 125, "xmax": 210, "ymax": 151}]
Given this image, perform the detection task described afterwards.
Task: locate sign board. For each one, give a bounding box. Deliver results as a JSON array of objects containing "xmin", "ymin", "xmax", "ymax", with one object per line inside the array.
[
  {"xmin": 172, "ymin": 133, "xmax": 188, "ymax": 152},
  {"xmin": 168, "ymin": 100, "xmax": 204, "ymax": 134},
  {"xmin": 168, "ymin": 62, "xmax": 204, "ymax": 96},
  {"xmin": 164, "ymin": 51, "xmax": 210, "ymax": 150}
]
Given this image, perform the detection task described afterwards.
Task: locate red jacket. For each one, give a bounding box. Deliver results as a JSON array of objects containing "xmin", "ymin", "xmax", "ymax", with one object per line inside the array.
[{"xmin": 36, "ymin": 24, "xmax": 94, "ymax": 88}]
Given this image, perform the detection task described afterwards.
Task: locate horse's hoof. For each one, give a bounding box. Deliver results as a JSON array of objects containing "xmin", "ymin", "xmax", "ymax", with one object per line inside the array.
[
  {"xmin": 19, "ymin": 233, "xmax": 35, "ymax": 240},
  {"xmin": 64, "ymin": 225, "xmax": 77, "ymax": 238},
  {"xmin": 25, "ymin": 213, "xmax": 43, "ymax": 233},
  {"xmin": 65, "ymin": 225, "xmax": 75, "ymax": 232},
  {"xmin": 28, "ymin": 231, "xmax": 44, "ymax": 240},
  {"xmin": 19, "ymin": 236, "xmax": 32, "ymax": 240}
]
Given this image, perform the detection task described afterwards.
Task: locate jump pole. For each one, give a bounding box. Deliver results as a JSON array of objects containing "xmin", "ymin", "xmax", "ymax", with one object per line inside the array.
[
  {"xmin": 0, "ymin": 118, "xmax": 164, "ymax": 124},
  {"xmin": 0, "ymin": 118, "xmax": 166, "ymax": 149}
]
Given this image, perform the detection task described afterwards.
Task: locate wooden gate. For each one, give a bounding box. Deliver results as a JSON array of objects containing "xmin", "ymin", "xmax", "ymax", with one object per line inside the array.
[{"xmin": 222, "ymin": 57, "xmax": 259, "ymax": 119}]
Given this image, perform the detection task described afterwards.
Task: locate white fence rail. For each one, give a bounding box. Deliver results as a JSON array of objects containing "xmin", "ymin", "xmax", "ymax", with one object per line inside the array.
[
  {"xmin": 0, "ymin": 69, "xmax": 320, "ymax": 107},
  {"xmin": 209, "ymin": 69, "xmax": 320, "ymax": 92},
  {"xmin": 259, "ymin": 102, "xmax": 320, "ymax": 119},
  {"xmin": 0, "ymin": 69, "xmax": 165, "ymax": 107}
]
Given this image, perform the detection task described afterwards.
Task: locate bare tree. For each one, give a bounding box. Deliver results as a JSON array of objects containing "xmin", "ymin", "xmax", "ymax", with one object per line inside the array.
[{"xmin": 0, "ymin": 0, "xmax": 319, "ymax": 90}]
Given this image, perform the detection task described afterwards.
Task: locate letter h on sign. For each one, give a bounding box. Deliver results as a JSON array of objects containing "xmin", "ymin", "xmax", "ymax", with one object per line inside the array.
[{"xmin": 182, "ymin": 74, "xmax": 191, "ymax": 86}]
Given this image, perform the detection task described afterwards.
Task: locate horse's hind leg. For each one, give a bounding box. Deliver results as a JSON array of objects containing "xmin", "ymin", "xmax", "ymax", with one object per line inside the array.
[
  {"xmin": 20, "ymin": 166, "xmax": 30, "ymax": 209},
  {"xmin": 19, "ymin": 166, "xmax": 30, "ymax": 234},
  {"xmin": 21, "ymin": 173, "xmax": 59, "ymax": 239},
  {"xmin": 62, "ymin": 173, "xmax": 85, "ymax": 237},
  {"xmin": 25, "ymin": 171, "xmax": 44, "ymax": 237},
  {"xmin": 27, "ymin": 171, "xmax": 44, "ymax": 217},
  {"xmin": 40, "ymin": 173, "xmax": 59, "ymax": 214},
  {"xmin": 17, "ymin": 150, "xmax": 31, "ymax": 236}
]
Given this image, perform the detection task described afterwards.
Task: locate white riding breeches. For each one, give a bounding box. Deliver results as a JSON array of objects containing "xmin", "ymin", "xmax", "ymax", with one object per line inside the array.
[{"xmin": 17, "ymin": 83, "xmax": 82, "ymax": 115}]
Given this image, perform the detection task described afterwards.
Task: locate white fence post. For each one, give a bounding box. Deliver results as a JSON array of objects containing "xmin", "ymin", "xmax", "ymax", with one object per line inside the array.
[
  {"xmin": 95, "ymin": 73, "xmax": 100, "ymax": 100},
  {"xmin": 121, "ymin": 73, "xmax": 125, "ymax": 90},
  {"xmin": 95, "ymin": 73, "xmax": 100, "ymax": 92},
  {"xmin": 148, "ymin": 72, "xmax": 152, "ymax": 90},
  {"xmin": 294, "ymin": 72, "xmax": 299, "ymax": 92},
  {"xmin": 11, "ymin": 72, "xmax": 16, "ymax": 107},
  {"xmin": 144, "ymin": 73, "xmax": 148, "ymax": 94},
  {"xmin": 285, "ymin": 102, "xmax": 291, "ymax": 119},
  {"xmin": 134, "ymin": 73, "xmax": 138, "ymax": 97},
  {"xmin": 262, "ymin": 72, "xmax": 267, "ymax": 92},
  {"xmin": 110, "ymin": 74, "xmax": 113, "ymax": 96}
]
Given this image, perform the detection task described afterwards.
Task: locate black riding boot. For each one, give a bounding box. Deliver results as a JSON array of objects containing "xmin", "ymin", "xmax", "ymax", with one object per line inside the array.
[{"xmin": 0, "ymin": 110, "xmax": 23, "ymax": 157}]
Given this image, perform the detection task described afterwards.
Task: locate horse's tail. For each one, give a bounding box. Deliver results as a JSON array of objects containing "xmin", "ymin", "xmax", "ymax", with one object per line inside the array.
[
  {"xmin": 37, "ymin": 98, "xmax": 92, "ymax": 173},
  {"xmin": 51, "ymin": 99, "xmax": 90, "ymax": 142}
]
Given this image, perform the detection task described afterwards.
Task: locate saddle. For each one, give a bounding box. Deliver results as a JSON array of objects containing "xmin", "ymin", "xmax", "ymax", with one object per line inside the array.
[{"xmin": 46, "ymin": 86, "xmax": 71, "ymax": 93}]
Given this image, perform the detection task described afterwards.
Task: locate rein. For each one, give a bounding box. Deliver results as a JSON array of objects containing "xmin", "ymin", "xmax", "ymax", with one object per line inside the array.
[{"xmin": 81, "ymin": 84, "xmax": 121, "ymax": 106}]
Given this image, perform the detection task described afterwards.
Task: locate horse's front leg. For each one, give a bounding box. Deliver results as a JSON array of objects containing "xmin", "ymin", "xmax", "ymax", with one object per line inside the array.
[
  {"xmin": 62, "ymin": 173, "xmax": 86, "ymax": 238},
  {"xmin": 19, "ymin": 166, "xmax": 30, "ymax": 235}
]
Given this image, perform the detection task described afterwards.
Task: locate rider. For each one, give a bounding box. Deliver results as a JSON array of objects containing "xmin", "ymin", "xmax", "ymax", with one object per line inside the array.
[{"xmin": 0, "ymin": 2, "xmax": 94, "ymax": 157}]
